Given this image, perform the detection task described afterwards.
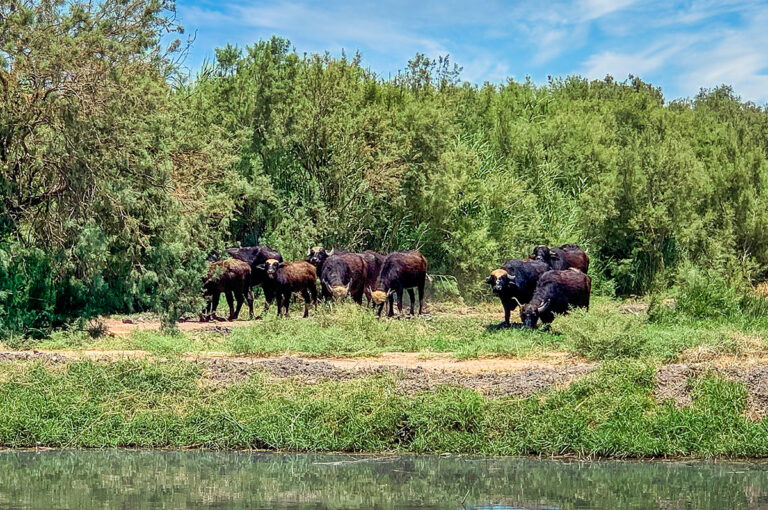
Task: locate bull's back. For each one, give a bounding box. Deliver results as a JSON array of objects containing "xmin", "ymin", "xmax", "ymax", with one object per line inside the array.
[
  {"xmin": 380, "ymin": 250, "xmax": 427, "ymax": 289},
  {"xmin": 533, "ymin": 269, "xmax": 590, "ymax": 310},
  {"xmin": 552, "ymin": 247, "xmax": 589, "ymax": 273},
  {"xmin": 360, "ymin": 251, "xmax": 385, "ymax": 287},
  {"xmin": 278, "ymin": 261, "xmax": 317, "ymax": 291},
  {"xmin": 555, "ymin": 270, "xmax": 591, "ymax": 307},
  {"xmin": 207, "ymin": 259, "xmax": 251, "ymax": 291}
]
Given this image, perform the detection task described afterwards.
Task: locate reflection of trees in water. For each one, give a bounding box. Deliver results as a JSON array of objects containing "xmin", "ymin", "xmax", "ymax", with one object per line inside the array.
[{"xmin": 0, "ymin": 451, "xmax": 765, "ymax": 509}]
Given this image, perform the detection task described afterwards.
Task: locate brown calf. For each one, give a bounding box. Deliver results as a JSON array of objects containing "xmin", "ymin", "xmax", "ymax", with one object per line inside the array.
[
  {"xmin": 202, "ymin": 259, "xmax": 254, "ymax": 321},
  {"xmin": 260, "ymin": 259, "xmax": 318, "ymax": 318}
]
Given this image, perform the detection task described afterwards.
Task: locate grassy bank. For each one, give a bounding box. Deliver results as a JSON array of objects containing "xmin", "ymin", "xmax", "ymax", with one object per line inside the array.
[
  {"xmin": 16, "ymin": 298, "xmax": 768, "ymax": 363},
  {"xmin": 0, "ymin": 358, "xmax": 767, "ymax": 457}
]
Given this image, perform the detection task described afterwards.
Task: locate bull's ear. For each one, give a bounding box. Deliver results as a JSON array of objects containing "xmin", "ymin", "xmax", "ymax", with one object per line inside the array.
[
  {"xmin": 485, "ymin": 276, "xmax": 493, "ymax": 284},
  {"xmin": 255, "ymin": 264, "xmax": 265, "ymax": 271},
  {"xmin": 278, "ymin": 262, "xmax": 287, "ymax": 268}
]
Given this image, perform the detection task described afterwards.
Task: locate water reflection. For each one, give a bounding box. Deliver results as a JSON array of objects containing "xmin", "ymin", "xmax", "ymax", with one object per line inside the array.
[{"xmin": 0, "ymin": 451, "xmax": 767, "ymax": 509}]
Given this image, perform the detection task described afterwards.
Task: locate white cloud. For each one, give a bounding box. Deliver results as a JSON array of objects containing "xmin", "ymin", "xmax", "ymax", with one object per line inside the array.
[
  {"xmin": 578, "ymin": 0, "xmax": 638, "ymax": 21},
  {"xmin": 581, "ymin": 51, "xmax": 664, "ymax": 79},
  {"xmin": 576, "ymin": 1, "xmax": 768, "ymax": 102},
  {"xmin": 677, "ymin": 10, "xmax": 768, "ymax": 101}
]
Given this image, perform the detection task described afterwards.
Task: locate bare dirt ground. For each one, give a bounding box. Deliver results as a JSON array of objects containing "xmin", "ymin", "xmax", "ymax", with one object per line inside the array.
[
  {"xmin": 101, "ymin": 317, "xmax": 244, "ymax": 336},
  {"xmin": 99, "ymin": 301, "xmax": 500, "ymax": 337},
  {"xmin": 6, "ymin": 349, "xmax": 768, "ymax": 410},
  {"xmin": 655, "ymin": 358, "xmax": 768, "ymax": 419},
  {"xmin": 0, "ymin": 349, "xmax": 594, "ymax": 397}
]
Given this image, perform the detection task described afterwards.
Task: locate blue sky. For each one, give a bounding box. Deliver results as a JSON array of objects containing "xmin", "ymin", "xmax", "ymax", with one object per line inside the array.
[{"xmin": 175, "ymin": 0, "xmax": 768, "ymax": 103}]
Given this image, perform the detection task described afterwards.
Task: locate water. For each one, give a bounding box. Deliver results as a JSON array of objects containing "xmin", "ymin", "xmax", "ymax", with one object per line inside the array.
[{"xmin": 0, "ymin": 451, "xmax": 767, "ymax": 509}]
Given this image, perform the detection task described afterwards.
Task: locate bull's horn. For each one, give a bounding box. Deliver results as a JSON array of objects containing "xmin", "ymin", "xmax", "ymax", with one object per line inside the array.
[
  {"xmin": 328, "ymin": 249, "xmax": 334, "ymax": 256},
  {"xmin": 346, "ymin": 281, "xmax": 351, "ymax": 291},
  {"xmin": 537, "ymin": 299, "xmax": 550, "ymax": 313},
  {"xmin": 511, "ymin": 297, "xmax": 523, "ymax": 308}
]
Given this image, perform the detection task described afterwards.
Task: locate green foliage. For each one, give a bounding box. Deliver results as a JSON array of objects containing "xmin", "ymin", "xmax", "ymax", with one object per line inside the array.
[{"xmin": 0, "ymin": 0, "xmax": 248, "ymax": 336}]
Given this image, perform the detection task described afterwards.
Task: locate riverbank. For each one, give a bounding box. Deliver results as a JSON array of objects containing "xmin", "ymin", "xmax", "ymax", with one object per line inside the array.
[
  {"xmin": 1, "ymin": 351, "xmax": 768, "ymax": 457},
  {"xmin": 3, "ymin": 298, "xmax": 768, "ymax": 456}
]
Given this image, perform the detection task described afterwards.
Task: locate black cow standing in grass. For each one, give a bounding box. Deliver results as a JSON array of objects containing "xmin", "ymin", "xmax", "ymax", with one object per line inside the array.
[
  {"xmin": 532, "ymin": 244, "xmax": 589, "ymax": 273},
  {"xmin": 227, "ymin": 245, "xmax": 283, "ymax": 287},
  {"xmin": 320, "ymin": 252, "xmax": 368, "ymax": 303},
  {"xmin": 228, "ymin": 245, "xmax": 283, "ymax": 317},
  {"xmin": 261, "ymin": 259, "xmax": 318, "ymax": 318},
  {"xmin": 307, "ymin": 247, "xmax": 385, "ymax": 306},
  {"xmin": 520, "ymin": 269, "xmax": 591, "ymax": 329},
  {"xmin": 202, "ymin": 259, "xmax": 254, "ymax": 321},
  {"xmin": 486, "ymin": 258, "xmax": 550, "ymax": 327},
  {"xmin": 370, "ymin": 250, "xmax": 428, "ymax": 317}
]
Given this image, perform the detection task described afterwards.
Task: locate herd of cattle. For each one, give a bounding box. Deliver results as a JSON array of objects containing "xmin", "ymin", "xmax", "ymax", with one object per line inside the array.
[{"xmin": 202, "ymin": 243, "xmax": 591, "ymax": 329}]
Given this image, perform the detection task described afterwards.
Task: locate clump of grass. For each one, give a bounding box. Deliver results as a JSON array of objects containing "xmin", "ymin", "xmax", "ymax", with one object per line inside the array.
[
  {"xmin": 557, "ymin": 307, "xmax": 650, "ymax": 360},
  {"xmin": 226, "ymin": 302, "xmax": 564, "ymax": 358},
  {"xmin": 123, "ymin": 330, "xmax": 230, "ymax": 356},
  {"xmin": 555, "ymin": 297, "xmax": 763, "ymax": 362}
]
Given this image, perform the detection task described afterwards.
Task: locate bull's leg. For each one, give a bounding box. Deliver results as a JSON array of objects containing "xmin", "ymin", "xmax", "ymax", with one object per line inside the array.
[
  {"xmin": 246, "ymin": 288, "xmax": 254, "ymax": 319},
  {"xmin": 301, "ymin": 288, "xmax": 311, "ymax": 318},
  {"xmin": 502, "ymin": 300, "xmax": 511, "ymax": 326},
  {"xmin": 376, "ymin": 302, "xmax": 385, "ymax": 317},
  {"xmin": 321, "ymin": 284, "xmax": 332, "ymax": 302},
  {"xmin": 203, "ymin": 292, "xmax": 219, "ymax": 320},
  {"xmin": 283, "ymin": 292, "xmax": 291, "ymax": 318},
  {"xmin": 260, "ymin": 286, "xmax": 274, "ymax": 319},
  {"xmin": 387, "ymin": 294, "xmax": 395, "ymax": 317},
  {"xmin": 396, "ymin": 289, "xmax": 404, "ymax": 316},
  {"xmin": 225, "ymin": 291, "xmax": 235, "ymax": 321},
  {"xmin": 353, "ymin": 287, "xmax": 364, "ymax": 305},
  {"xmin": 310, "ymin": 284, "xmax": 318, "ymax": 310},
  {"xmin": 275, "ymin": 293, "xmax": 283, "ymax": 317},
  {"xmin": 232, "ymin": 290, "xmax": 245, "ymax": 320},
  {"xmin": 210, "ymin": 292, "xmax": 220, "ymax": 316},
  {"xmin": 417, "ymin": 275, "xmax": 426, "ymax": 315},
  {"xmin": 407, "ymin": 288, "xmax": 416, "ymax": 315}
]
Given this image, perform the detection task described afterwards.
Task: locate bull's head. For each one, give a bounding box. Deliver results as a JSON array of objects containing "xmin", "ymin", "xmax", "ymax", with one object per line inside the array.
[
  {"xmin": 306, "ymin": 246, "xmax": 329, "ymax": 268},
  {"xmin": 532, "ymin": 245, "xmax": 551, "ymax": 263},
  {"xmin": 486, "ymin": 269, "xmax": 515, "ymax": 295},
  {"xmin": 330, "ymin": 281, "xmax": 352, "ymax": 300},
  {"xmin": 520, "ymin": 300, "xmax": 550, "ymax": 329},
  {"xmin": 370, "ymin": 287, "xmax": 392, "ymax": 304},
  {"xmin": 259, "ymin": 258, "xmax": 285, "ymax": 280}
]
